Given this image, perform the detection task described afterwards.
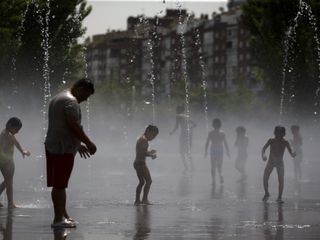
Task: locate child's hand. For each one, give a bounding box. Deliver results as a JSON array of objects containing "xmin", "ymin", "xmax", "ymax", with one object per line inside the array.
[
  {"xmin": 262, "ymin": 155, "xmax": 267, "ymax": 161},
  {"xmin": 151, "ymin": 154, "xmax": 157, "ymax": 160},
  {"xmin": 22, "ymin": 150, "xmax": 31, "ymax": 158}
]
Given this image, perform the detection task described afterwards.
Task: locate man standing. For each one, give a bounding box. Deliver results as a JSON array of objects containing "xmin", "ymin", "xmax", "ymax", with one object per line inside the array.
[{"xmin": 45, "ymin": 78, "xmax": 97, "ymax": 228}]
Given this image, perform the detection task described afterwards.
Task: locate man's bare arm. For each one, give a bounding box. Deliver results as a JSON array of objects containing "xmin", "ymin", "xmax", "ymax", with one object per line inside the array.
[{"xmin": 65, "ymin": 115, "xmax": 96, "ymax": 155}]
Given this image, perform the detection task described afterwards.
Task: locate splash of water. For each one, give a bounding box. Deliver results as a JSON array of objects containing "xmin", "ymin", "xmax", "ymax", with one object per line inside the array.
[
  {"xmin": 302, "ymin": 2, "xmax": 320, "ymax": 122},
  {"xmin": 139, "ymin": 15, "xmax": 157, "ymax": 124},
  {"xmin": 80, "ymin": 44, "xmax": 92, "ymax": 135},
  {"xmin": 34, "ymin": 0, "xmax": 51, "ymax": 207},
  {"xmin": 279, "ymin": 1, "xmax": 301, "ymax": 124},
  {"xmin": 10, "ymin": 1, "xmax": 31, "ymax": 104},
  {"xmin": 195, "ymin": 27, "xmax": 209, "ymax": 130},
  {"xmin": 176, "ymin": 1, "xmax": 193, "ymax": 166},
  {"xmin": 279, "ymin": 0, "xmax": 320, "ymax": 123},
  {"xmin": 40, "ymin": 0, "xmax": 51, "ymax": 131}
]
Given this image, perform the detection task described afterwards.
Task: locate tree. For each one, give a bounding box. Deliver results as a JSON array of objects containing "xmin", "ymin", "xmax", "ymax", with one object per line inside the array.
[
  {"xmin": 0, "ymin": 0, "xmax": 91, "ymax": 109},
  {"xmin": 242, "ymin": 0, "xmax": 320, "ymax": 120},
  {"xmin": 0, "ymin": 0, "xmax": 26, "ymax": 84}
]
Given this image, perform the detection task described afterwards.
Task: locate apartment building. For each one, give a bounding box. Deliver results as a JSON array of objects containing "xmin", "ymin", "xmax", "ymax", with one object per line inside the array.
[{"xmin": 85, "ymin": 4, "xmax": 260, "ymax": 99}]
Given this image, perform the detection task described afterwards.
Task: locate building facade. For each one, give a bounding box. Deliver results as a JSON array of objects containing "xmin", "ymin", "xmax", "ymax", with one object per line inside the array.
[{"xmin": 85, "ymin": 5, "xmax": 260, "ymax": 100}]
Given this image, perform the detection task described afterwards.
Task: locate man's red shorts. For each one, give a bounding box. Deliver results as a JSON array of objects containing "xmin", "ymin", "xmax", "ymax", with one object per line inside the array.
[{"xmin": 46, "ymin": 150, "xmax": 75, "ymax": 189}]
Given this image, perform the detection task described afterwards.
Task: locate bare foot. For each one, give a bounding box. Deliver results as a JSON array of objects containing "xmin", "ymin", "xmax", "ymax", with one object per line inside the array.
[
  {"xmin": 66, "ymin": 217, "xmax": 76, "ymax": 223},
  {"xmin": 8, "ymin": 203, "xmax": 19, "ymax": 209},
  {"xmin": 276, "ymin": 198, "xmax": 284, "ymax": 204},
  {"xmin": 134, "ymin": 201, "xmax": 141, "ymax": 206},
  {"xmin": 262, "ymin": 193, "xmax": 270, "ymax": 202},
  {"xmin": 141, "ymin": 201, "xmax": 153, "ymax": 205}
]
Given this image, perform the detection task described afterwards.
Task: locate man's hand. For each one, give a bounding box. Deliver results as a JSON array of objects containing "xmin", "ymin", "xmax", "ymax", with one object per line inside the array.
[
  {"xmin": 86, "ymin": 141, "xmax": 97, "ymax": 155},
  {"xmin": 79, "ymin": 145, "xmax": 91, "ymax": 159},
  {"xmin": 149, "ymin": 149, "xmax": 156, "ymax": 155},
  {"xmin": 149, "ymin": 149, "xmax": 157, "ymax": 159}
]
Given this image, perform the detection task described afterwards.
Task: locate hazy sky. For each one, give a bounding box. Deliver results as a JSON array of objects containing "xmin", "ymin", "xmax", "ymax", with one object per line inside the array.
[{"xmin": 83, "ymin": 0, "xmax": 228, "ymax": 39}]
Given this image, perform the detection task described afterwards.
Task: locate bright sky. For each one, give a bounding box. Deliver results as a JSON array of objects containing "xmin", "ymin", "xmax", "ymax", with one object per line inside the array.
[{"xmin": 83, "ymin": 0, "xmax": 228, "ymax": 39}]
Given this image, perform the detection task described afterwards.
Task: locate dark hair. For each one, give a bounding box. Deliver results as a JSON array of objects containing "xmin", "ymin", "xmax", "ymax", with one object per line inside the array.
[
  {"xmin": 274, "ymin": 125, "xmax": 285, "ymax": 137},
  {"xmin": 6, "ymin": 117, "xmax": 22, "ymax": 130},
  {"xmin": 236, "ymin": 126, "xmax": 246, "ymax": 134},
  {"xmin": 145, "ymin": 125, "xmax": 159, "ymax": 135},
  {"xmin": 71, "ymin": 78, "xmax": 94, "ymax": 94},
  {"xmin": 212, "ymin": 118, "xmax": 221, "ymax": 129},
  {"xmin": 291, "ymin": 125, "xmax": 300, "ymax": 131},
  {"xmin": 176, "ymin": 105, "xmax": 185, "ymax": 114}
]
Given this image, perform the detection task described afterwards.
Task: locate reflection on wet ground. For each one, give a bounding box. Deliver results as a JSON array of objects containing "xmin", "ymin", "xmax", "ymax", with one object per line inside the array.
[
  {"xmin": 2, "ymin": 156, "xmax": 320, "ymax": 240},
  {"xmin": 133, "ymin": 205, "xmax": 150, "ymax": 240}
]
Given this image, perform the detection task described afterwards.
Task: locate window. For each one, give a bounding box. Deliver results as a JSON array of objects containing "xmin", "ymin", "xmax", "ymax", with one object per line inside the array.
[{"xmin": 226, "ymin": 41, "xmax": 233, "ymax": 49}]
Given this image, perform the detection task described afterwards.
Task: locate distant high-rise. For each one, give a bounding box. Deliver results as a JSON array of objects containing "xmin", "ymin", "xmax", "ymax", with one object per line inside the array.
[{"xmin": 85, "ymin": 5, "xmax": 261, "ymax": 99}]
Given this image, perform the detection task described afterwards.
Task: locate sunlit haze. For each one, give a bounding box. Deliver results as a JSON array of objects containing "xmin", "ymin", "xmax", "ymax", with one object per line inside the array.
[{"xmin": 83, "ymin": 1, "xmax": 227, "ymax": 39}]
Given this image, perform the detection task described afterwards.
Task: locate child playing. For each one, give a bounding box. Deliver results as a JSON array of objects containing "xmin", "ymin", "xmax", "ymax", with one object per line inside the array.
[
  {"xmin": 205, "ymin": 118, "xmax": 230, "ymax": 185},
  {"xmin": 134, "ymin": 125, "xmax": 159, "ymax": 205},
  {"xmin": 170, "ymin": 105, "xmax": 196, "ymax": 172},
  {"xmin": 234, "ymin": 126, "xmax": 248, "ymax": 182},
  {"xmin": 261, "ymin": 125, "xmax": 295, "ymax": 203},
  {"xmin": 0, "ymin": 117, "xmax": 30, "ymax": 208},
  {"xmin": 290, "ymin": 125, "xmax": 303, "ymax": 182}
]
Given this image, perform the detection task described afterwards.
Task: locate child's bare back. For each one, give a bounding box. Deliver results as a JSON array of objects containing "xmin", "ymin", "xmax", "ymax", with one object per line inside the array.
[{"xmin": 208, "ymin": 130, "xmax": 225, "ymax": 154}]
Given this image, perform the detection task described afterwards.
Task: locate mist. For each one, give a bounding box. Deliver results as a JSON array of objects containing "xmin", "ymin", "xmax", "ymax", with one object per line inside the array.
[
  {"xmin": 0, "ymin": 86, "xmax": 318, "ymax": 239},
  {"xmin": 2, "ymin": 92, "xmax": 318, "ymax": 204}
]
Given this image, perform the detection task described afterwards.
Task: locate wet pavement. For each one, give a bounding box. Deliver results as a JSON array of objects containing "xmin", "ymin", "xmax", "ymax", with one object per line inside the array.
[{"xmin": 2, "ymin": 152, "xmax": 320, "ymax": 240}]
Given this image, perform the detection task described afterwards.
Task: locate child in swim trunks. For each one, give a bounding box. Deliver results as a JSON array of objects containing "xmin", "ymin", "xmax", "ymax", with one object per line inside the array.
[
  {"xmin": 134, "ymin": 125, "xmax": 158, "ymax": 205},
  {"xmin": 261, "ymin": 126, "xmax": 295, "ymax": 203},
  {"xmin": 0, "ymin": 117, "xmax": 30, "ymax": 208},
  {"xmin": 205, "ymin": 118, "xmax": 230, "ymax": 185}
]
